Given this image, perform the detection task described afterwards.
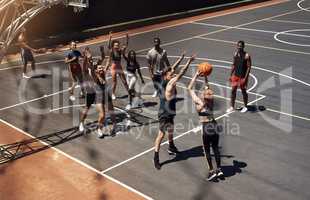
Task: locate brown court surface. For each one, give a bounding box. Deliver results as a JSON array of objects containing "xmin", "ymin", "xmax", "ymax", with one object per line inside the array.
[{"xmin": 0, "ymin": 121, "xmax": 144, "ymax": 200}]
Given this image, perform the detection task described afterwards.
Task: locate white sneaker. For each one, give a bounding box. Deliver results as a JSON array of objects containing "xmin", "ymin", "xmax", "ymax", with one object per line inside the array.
[
  {"xmin": 97, "ymin": 128, "xmax": 104, "ymax": 138},
  {"xmin": 240, "ymin": 106, "xmax": 248, "ymax": 113},
  {"xmin": 111, "ymin": 93, "xmax": 116, "ymax": 100},
  {"xmin": 79, "ymin": 122, "xmax": 85, "ymax": 133},
  {"xmin": 69, "ymin": 95, "xmax": 76, "ymax": 101},
  {"xmin": 226, "ymin": 107, "xmax": 234, "ymax": 113},
  {"xmin": 125, "ymin": 104, "xmax": 131, "ymax": 110},
  {"xmin": 22, "ymin": 73, "xmax": 30, "ymax": 79},
  {"xmin": 152, "ymin": 91, "xmax": 158, "ymax": 98}
]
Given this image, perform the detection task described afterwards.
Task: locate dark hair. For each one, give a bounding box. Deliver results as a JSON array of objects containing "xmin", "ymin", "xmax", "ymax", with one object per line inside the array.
[
  {"xmin": 111, "ymin": 40, "xmax": 120, "ymax": 48},
  {"xmin": 99, "ymin": 45, "xmax": 104, "ymax": 52},
  {"xmin": 128, "ymin": 50, "xmax": 137, "ymax": 64},
  {"xmin": 237, "ymin": 40, "xmax": 245, "ymax": 47},
  {"xmin": 154, "ymin": 37, "xmax": 161, "ymax": 43}
]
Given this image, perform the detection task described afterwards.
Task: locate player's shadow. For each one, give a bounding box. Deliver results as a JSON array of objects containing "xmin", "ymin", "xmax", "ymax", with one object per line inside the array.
[
  {"xmin": 142, "ymin": 101, "xmax": 157, "ymax": 108},
  {"xmin": 246, "ymin": 105, "xmax": 266, "ymax": 113},
  {"xmin": 30, "ymin": 74, "xmax": 50, "ymax": 79},
  {"xmin": 160, "ymin": 145, "xmax": 234, "ymax": 167},
  {"xmin": 217, "ymin": 160, "xmax": 247, "ymax": 181}
]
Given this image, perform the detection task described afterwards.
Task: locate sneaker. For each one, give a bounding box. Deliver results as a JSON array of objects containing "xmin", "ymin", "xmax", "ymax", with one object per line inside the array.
[
  {"xmin": 226, "ymin": 106, "xmax": 234, "ymax": 113},
  {"xmin": 167, "ymin": 144, "xmax": 180, "ymax": 155},
  {"xmin": 125, "ymin": 104, "xmax": 131, "ymax": 110},
  {"xmin": 240, "ymin": 106, "xmax": 248, "ymax": 113},
  {"xmin": 69, "ymin": 95, "xmax": 76, "ymax": 101},
  {"xmin": 206, "ymin": 170, "xmax": 217, "ymax": 181},
  {"xmin": 153, "ymin": 154, "xmax": 161, "ymax": 170},
  {"xmin": 97, "ymin": 128, "xmax": 104, "ymax": 138},
  {"xmin": 22, "ymin": 73, "xmax": 30, "ymax": 79},
  {"xmin": 152, "ymin": 91, "xmax": 158, "ymax": 98},
  {"xmin": 79, "ymin": 122, "xmax": 85, "ymax": 133},
  {"xmin": 216, "ymin": 168, "xmax": 224, "ymax": 177},
  {"xmin": 109, "ymin": 125, "xmax": 117, "ymax": 136},
  {"xmin": 79, "ymin": 91, "xmax": 85, "ymax": 99},
  {"xmin": 111, "ymin": 93, "xmax": 116, "ymax": 100}
]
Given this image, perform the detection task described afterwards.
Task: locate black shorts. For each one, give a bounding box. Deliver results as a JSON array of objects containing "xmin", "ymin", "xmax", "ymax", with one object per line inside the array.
[
  {"xmin": 21, "ymin": 48, "xmax": 34, "ymax": 64},
  {"xmin": 85, "ymin": 86, "xmax": 112, "ymax": 108},
  {"xmin": 202, "ymin": 121, "xmax": 219, "ymax": 148},
  {"xmin": 159, "ymin": 116, "xmax": 174, "ymax": 133}
]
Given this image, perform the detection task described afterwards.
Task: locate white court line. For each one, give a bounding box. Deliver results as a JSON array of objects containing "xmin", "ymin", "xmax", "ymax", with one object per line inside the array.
[
  {"xmin": 0, "ymin": 88, "xmax": 70, "ymax": 112},
  {"xmin": 191, "ymin": 21, "xmax": 310, "ymax": 38},
  {"xmin": 0, "ymin": 118, "xmax": 154, "ymax": 200},
  {"xmin": 297, "ymin": 0, "xmax": 310, "ymax": 12},
  {"xmin": 167, "ymin": 55, "xmax": 310, "ymax": 87},
  {"xmin": 268, "ymin": 19, "xmax": 310, "ymax": 25},
  {"xmin": 0, "ymin": 0, "xmax": 290, "ymax": 66},
  {"xmin": 274, "ymin": 29, "xmax": 310, "ymax": 47},
  {"xmin": 101, "ymin": 95, "xmax": 266, "ymax": 174},
  {"xmin": 195, "ymin": 36, "xmax": 310, "ymax": 55},
  {"xmin": 266, "ymin": 108, "xmax": 310, "ymax": 121}
]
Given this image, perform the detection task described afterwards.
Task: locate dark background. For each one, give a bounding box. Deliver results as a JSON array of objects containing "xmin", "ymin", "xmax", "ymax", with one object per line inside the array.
[{"xmin": 16, "ymin": 0, "xmax": 265, "ymax": 49}]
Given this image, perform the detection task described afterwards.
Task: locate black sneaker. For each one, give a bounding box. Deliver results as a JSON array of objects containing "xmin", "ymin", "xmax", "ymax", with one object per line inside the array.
[
  {"xmin": 206, "ymin": 170, "xmax": 217, "ymax": 181},
  {"xmin": 167, "ymin": 145, "xmax": 180, "ymax": 155},
  {"xmin": 216, "ymin": 168, "xmax": 224, "ymax": 177},
  {"xmin": 153, "ymin": 156, "xmax": 161, "ymax": 170}
]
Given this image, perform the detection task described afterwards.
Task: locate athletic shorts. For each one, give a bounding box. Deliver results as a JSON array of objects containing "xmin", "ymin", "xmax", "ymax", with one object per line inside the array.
[
  {"xmin": 85, "ymin": 85, "xmax": 112, "ymax": 108},
  {"xmin": 111, "ymin": 62, "xmax": 123, "ymax": 74},
  {"xmin": 159, "ymin": 116, "xmax": 174, "ymax": 133},
  {"xmin": 230, "ymin": 75, "xmax": 248, "ymax": 89},
  {"xmin": 21, "ymin": 48, "xmax": 34, "ymax": 64}
]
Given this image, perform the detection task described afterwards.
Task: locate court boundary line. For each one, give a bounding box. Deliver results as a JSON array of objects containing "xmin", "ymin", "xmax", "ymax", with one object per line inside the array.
[
  {"xmin": 191, "ymin": 21, "xmax": 310, "ymax": 38},
  {"xmin": 101, "ymin": 95, "xmax": 266, "ymax": 174},
  {"xmin": 195, "ymin": 36, "xmax": 310, "ymax": 55},
  {"xmin": 267, "ymin": 19, "xmax": 310, "ymax": 25},
  {"xmin": 0, "ymin": 118, "xmax": 154, "ymax": 200}
]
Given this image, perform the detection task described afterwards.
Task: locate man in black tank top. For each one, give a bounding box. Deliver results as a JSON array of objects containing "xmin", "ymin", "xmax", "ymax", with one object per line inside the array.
[
  {"xmin": 153, "ymin": 54, "xmax": 195, "ymax": 170},
  {"xmin": 227, "ymin": 41, "xmax": 252, "ymax": 113}
]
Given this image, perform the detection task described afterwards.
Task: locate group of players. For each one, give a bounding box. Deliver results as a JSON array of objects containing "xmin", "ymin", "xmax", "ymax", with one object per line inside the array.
[{"xmin": 19, "ymin": 29, "xmax": 251, "ymax": 181}]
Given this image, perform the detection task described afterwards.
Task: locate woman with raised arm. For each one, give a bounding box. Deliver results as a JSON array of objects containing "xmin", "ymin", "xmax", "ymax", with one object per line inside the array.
[
  {"xmin": 187, "ymin": 70, "xmax": 223, "ymax": 181},
  {"xmin": 123, "ymin": 49, "xmax": 145, "ymax": 110},
  {"xmin": 106, "ymin": 32, "xmax": 129, "ymax": 100}
]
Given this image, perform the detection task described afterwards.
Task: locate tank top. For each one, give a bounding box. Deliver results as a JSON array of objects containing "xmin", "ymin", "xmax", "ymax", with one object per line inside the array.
[
  {"xmin": 126, "ymin": 60, "xmax": 139, "ymax": 74},
  {"xmin": 158, "ymin": 79, "xmax": 176, "ymax": 119},
  {"xmin": 111, "ymin": 50, "xmax": 121, "ymax": 62},
  {"xmin": 233, "ymin": 51, "xmax": 248, "ymax": 78}
]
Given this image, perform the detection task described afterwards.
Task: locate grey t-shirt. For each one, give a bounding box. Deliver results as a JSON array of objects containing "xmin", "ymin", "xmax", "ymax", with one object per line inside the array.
[{"xmin": 146, "ymin": 47, "xmax": 169, "ymax": 74}]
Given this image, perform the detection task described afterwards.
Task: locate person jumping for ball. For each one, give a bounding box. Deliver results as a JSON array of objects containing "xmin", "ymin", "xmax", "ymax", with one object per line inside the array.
[
  {"xmin": 188, "ymin": 70, "xmax": 223, "ymax": 181},
  {"xmin": 226, "ymin": 40, "xmax": 252, "ymax": 113},
  {"xmin": 153, "ymin": 53, "xmax": 195, "ymax": 170}
]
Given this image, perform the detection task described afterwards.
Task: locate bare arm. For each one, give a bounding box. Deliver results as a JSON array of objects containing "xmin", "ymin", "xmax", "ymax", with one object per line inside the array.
[
  {"xmin": 244, "ymin": 53, "xmax": 252, "ymax": 80},
  {"xmin": 108, "ymin": 31, "xmax": 112, "ymax": 49},
  {"xmin": 104, "ymin": 51, "xmax": 112, "ymax": 71},
  {"xmin": 169, "ymin": 55, "xmax": 195, "ymax": 86},
  {"xmin": 137, "ymin": 65, "xmax": 145, "ymax": 84},
  {"xmin": 188, "ymin": 71, "xmax": 204, "ymax": 107},
  {"xmin": 170, "ymin": 52, "xmax": 185, "ymax": 73}
]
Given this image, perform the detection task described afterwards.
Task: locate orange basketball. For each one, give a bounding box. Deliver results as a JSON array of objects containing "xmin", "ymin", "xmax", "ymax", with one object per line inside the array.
[{"xmin": 198, "ymin": 62, "xmax": 212, "ymax": 76}]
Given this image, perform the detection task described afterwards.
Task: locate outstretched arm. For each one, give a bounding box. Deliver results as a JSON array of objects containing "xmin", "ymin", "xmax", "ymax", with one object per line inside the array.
[
  {"xmin": 170, "ymin": 51, "xmax": 185, "ymax": 73},
  {"xmin": 188, "ymin": 71, "xmax": 204, "ymax": 107},
  {"xmin": 169, "ymin": 55, "xmax": 195, "ymax": 86},
  {"xmin": 108, "ymin": 31, "xmax": 113, "ymax": 49}
]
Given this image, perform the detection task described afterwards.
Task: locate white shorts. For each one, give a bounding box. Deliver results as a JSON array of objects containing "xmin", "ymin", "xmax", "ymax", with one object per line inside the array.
[{"xmin": 126, "ymin": 72, "xmax": 137, "ymax": 90}]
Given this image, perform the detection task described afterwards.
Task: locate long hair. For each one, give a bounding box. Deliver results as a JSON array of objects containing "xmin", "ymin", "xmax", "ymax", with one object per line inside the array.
[{"xmin": 127, "ymin": 50, "xmax": 138, "ymax": 64}]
